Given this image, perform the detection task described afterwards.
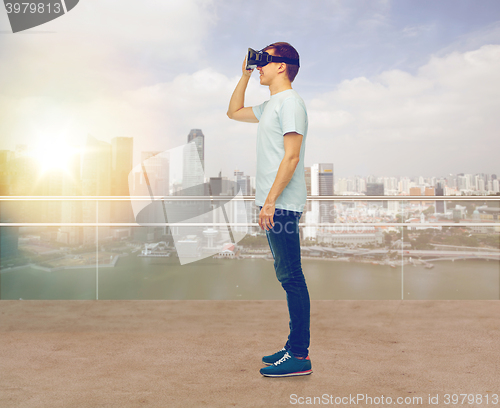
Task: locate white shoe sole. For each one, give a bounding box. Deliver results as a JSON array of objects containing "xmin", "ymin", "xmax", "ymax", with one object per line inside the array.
[{"xmin": 261, "ymin": 369, "xmax": 313, "ymax": 377}]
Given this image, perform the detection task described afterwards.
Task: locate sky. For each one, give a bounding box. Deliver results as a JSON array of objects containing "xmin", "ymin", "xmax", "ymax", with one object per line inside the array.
[{"xmin": 1, "ymin": 0, "xmax": 500, "ymax": 179}]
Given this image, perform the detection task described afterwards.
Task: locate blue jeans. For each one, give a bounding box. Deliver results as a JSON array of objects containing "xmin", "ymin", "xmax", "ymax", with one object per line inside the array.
[{"xmin": 261, "ymin": 206, "xmax": 310, "ymax": 357}]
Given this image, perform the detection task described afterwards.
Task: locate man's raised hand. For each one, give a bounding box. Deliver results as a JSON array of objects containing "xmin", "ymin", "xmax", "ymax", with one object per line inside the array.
[{"xmin": 242, "ymin": 56, "xmax": 254, "ymax": 77}]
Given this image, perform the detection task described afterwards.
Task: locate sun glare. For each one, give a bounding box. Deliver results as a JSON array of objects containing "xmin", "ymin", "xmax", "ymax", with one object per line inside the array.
[{"xmin": 31, "ymin": 137, "xmax": 77, "ymax": 174}]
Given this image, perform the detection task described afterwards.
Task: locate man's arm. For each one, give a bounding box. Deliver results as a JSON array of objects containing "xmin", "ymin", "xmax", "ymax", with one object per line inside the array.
[
  {"xmin": 259, "ymin": 132, "xmax": 303, "ymax": 230},
  {"xmin": 227, "ymin": 58, "xmax": 259, "ymax": 123}
]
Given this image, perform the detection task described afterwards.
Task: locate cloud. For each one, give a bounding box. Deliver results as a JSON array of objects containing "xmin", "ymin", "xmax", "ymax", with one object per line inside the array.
[
  {"xmin": 306, "ymin": 44, "xmax": 500, "ymax": 176},
  {"xmin": 0, "ymin": 0, "xmax": 217, "ymax": 100}
]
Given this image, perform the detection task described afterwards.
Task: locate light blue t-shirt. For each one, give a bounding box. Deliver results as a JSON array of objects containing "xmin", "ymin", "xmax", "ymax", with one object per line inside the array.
[{"xmin": 252, "ymin": 89, "xmax": 308, "ymax": 213}]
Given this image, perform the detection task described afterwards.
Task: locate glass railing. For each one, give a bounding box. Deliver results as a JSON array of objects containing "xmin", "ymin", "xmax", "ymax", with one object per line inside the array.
[{"xmin": 1, "ymin": 196, "xmax": 498, "ymax": 300}]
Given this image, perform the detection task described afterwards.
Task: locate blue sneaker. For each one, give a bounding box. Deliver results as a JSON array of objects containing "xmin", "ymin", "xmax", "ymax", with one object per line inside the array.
[
  {"xmin": 262, "ymin": 347, "xmax": 288, "ymax": 366},
  {"xmin": 260, "ymin": 351, "xmax": 312, "ymax": 377}
]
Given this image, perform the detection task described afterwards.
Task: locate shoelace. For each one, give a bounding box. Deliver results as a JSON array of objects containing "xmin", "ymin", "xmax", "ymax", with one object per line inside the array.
[{"xmin": 274, "ymin": 352, "xmax": 291, "ymax": 366}]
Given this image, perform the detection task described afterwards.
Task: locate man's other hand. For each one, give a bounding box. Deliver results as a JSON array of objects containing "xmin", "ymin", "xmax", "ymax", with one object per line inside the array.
[{"xmin": 259, "ymin": 203, "xmax": 275, "ymax": 231}]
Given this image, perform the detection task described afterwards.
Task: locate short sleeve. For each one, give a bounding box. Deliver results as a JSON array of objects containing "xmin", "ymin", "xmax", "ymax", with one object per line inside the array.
[
  {"xmin": 279, "ymin": 97, "xmax": 307, "ymax": 136},
  {"xmin": 252, "ymin": 100, "xmax": 268, "ymax": 121}
]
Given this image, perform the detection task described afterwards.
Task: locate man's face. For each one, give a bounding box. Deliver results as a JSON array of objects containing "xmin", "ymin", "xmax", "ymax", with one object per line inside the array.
[{"xmin": 257, "ymin": 48, "xmax": 282, "ymax": 86}]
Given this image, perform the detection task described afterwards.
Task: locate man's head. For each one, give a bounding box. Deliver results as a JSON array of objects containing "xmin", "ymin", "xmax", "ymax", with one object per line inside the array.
[{"xmin": 262, "ymin": 42, "xmax": 300, "ymax": 83}]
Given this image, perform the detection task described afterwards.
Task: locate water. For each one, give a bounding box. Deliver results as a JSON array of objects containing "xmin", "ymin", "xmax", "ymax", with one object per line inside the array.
[{"xmin": 1, "ymin": 255, "xmax": 499, "ymax": 300}]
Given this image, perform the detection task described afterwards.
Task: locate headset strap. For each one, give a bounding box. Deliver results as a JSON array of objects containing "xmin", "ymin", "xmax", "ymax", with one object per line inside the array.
[
  {"xmin": 258, "ymin": 48, "xmax": 300, "ymax": 67},
  {"xmin": 268, "ymin": 55, "xmax": 300, "ymax": 67}
]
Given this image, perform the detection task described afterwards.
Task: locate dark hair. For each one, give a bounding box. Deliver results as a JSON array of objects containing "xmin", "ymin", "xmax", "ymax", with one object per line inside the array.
[{"xmin": 263, "ymin": 42, "xmax": 300, "ymax": 83}]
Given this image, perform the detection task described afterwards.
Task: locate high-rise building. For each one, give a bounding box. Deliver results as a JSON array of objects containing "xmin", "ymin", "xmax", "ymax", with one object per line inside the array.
[
  {"xmin": 366, "ymin": 182, "xmax": 385, "ymax": 209},
  {"xmin": 111, "ymin": 137, "xmax": 133, "ymax": 197},
  {"xmin": 366, "ymin": 183, "xmax": 384, "ymax": 196},
  {"xmin": 304, "ymin": 167, "xmax": 311, "ymax": 212},
  {"xmin": 111, "ymin": 137, "xmax": 134, "ymax": 225},
  {"xmin": 187, "ymin": 129, "xmax": 205, "ymax": 171},
  {"xmin": 233, "ymin": 170, "xmax": 251, "ymax": 233},
  {"xmin": 167, "ymin": 130, "xmax": 208, "ymax": 239},
  {"xmin": 318, "ymin": 164, "xmax": 334, "ymax": 197},
  {"xmin": 140, "ymin": 151, "xmax": 169, "ymax": 197},
  {"xmin": 306, "ymin": 163, "xmax": 334, "ymax": 239},
  {"xmin": 316, "ymin": 163, "xmax": 334, "ymax": 223},
  {"xmin": 409, "ymin": 186, "xmax": 423, "ymax": 207},
  {"xmin": 234, "ymin": 170, "xmax": 250, "ymax": 196},
  {"xmin": 57, "ymin": 148, "xmax": 83, "ymax": 245},
  {"xmin": 11, "ymin": 148, "xmax": 40, "ymax": 223},
  {"xmin": 424, "ymin": 186, "xmax": 435, "ymax": 206},
  {"xmin": 183, "ymin": 130, "xmax": 205, "ymax": 194},
  {"xmin": 399, "ymin": 177, "xmax": 411, "ymax": 195},
  {"xmin": 358, "ymin": 177, "xmax": 366, "ymax": 194},
  {"xmin": 0, "ymin": 150, "xmax": 14, "ymax": 196},
  {"xmin": 457, "ymin": 175, "xmax": 468, "ymax": 191},
  {"xmin": 409, "ymin": 186, "xmax": 422, "ymax": 195},
  {"xmin": 304, "ymin": 167, "xmax": 311, "ymax": 195},
  {"xmin": 11, "ymin": 148, "xmax": 39, "ymax": 196},
  {"xmin": 39, "ymin": 169, "xmax": 63, "ymax": 224},
  {"xmin": 131, "ymin": 150, "xmax": 170, "ymax": 242},
  {"xmin": 81, "ymin": 135, "xmax": 112, "ymax": 245},
  {"xmin": 493, "ymin": 179, "xmax": 500, "ymax": 193},
  {"xmin": 366, "ymin": 175, "xmax": 376, "ymax": 184},
  {"xmin": 208, "ymin": 173, "xmax": 237, "ymax": 197},
  {"xmin": 335, "ymin": 178, "xmax": 347, "ymax": 195},
  {"xmin": 478, "ymin": 179, "xmax": 485, "ymax": 193},
  {"xmin": 383, "ymin": 177, "xmax": 398, "ymax": 195},
  {"xmin": 435, "ymin": 182, "xmax": 445, "ymax": 214}
]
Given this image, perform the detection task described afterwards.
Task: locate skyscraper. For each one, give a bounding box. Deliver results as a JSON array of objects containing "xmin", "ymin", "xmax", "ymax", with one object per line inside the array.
[
  {"xmin": 11, "ymin": 146, "xmax": 40, "ymax": 223},
  {"xmin": 140, "ymin": 151, "xmax": 169, "ymax": 197},
  {"xmin": 81, "ymin": 135, "xmax": 112, "ymax": 245},
  {"xmin": 172, "ymin": 130, "xmax": 208, "ymax": 238},
  {"xmin": 39, "ymin": 169, "xmax": 63, "ymax": 224},
  {"xmin": 57, "ymin": 148, "xmax": 83, "ymax": 245},
  {"xmin": 183, "ymin": 130, "xmax": 205, "ymax": 194},
  {"xmin": 0, "ymin": 150, "xmax": 14, "ymax": 196},
  {"xmin": 233, "ymin": 170, "xmax": 251, "ymax": 233},
  {"xmin": 306, "ymin": 163, "xmax": 334, "ymax": 239},
  {"xmin": 317, "ymin": 164, "xmax": 334, "ymax": 196},
  {"xmin": 304, "ymin": 166, "xmax": 311, "ymax": 213},
  {"xmin": 132, "ymin": 150, "xmax": 170, "ymax": 242},
  {"xmin": 366, "ymin": 182, "xmax": 385, "ymax": 209},
  {"xmin": 187, "ymin": 129, "xmax": 205, "ymax": 171},
  {"xmin": 366, "ymin": 183, "xmax": 384, "ymax": 196},
  {"xmin": 435, "ymin": 182, "xmax": 445, "ymax": 214},
  {"xmin": 111, "ymin": 137, "xmax": 134, "ymax": 225},
  {"xmin": 234, "ymin": 170, "xmax": 250, "ymax": 196},
  {"xmin": 316, "ymin": 163, "xmax": 334, "ymax": 223},
  {"xmin": 111, "ymin": 137, "xmax": 133, "ymax": 197}
]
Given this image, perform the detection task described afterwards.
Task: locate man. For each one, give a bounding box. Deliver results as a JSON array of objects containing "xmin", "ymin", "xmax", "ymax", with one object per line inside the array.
[{"xmin": 227, "ymin": 42, "xmax": 312, "ymax": 377}]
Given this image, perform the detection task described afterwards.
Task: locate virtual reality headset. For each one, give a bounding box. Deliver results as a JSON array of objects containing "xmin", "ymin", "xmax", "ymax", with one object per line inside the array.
[{"xmin": 246, "ymin": 47, "xmax": 300, "ymax": 70}]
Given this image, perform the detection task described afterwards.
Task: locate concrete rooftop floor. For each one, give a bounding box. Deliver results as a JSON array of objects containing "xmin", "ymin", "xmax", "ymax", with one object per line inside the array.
[{"xmin": 1, "ymin": 300, "xmax": 499, "ymax": 408}]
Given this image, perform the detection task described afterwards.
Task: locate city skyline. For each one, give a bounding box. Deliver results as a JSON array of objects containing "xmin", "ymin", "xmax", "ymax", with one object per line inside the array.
[
  {"xmin": 1, "ymin": 131, "xmax": 499, "ymax": 197},
  {"xmin": 1, "ymin": 1, "xmax": 500, "ymax": 178}
]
